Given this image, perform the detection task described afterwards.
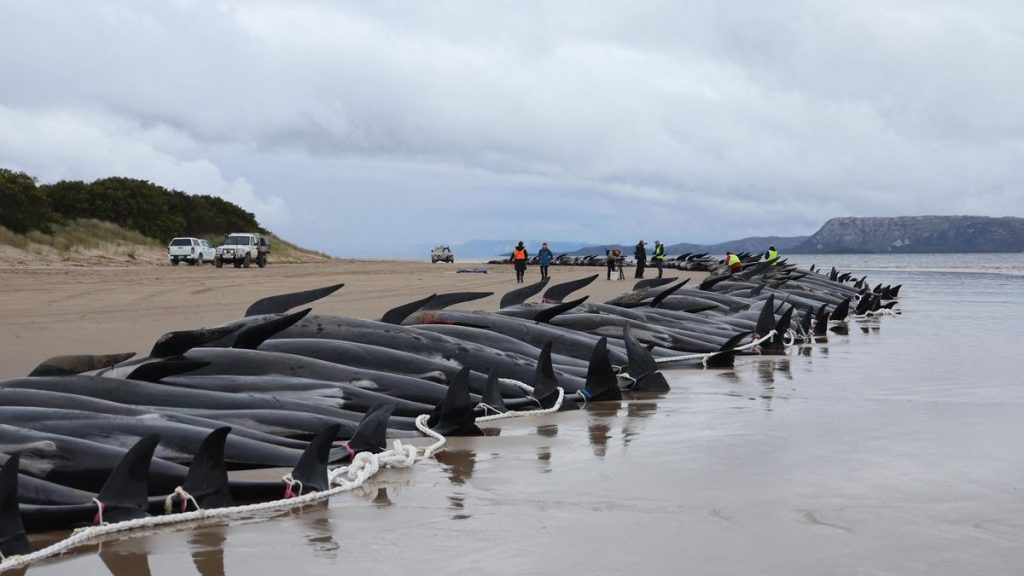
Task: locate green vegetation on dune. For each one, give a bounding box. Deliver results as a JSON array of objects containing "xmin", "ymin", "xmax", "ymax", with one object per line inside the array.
[{"xmin": 1, "ymin": 168, "xmax": 266, "ymax": 242}]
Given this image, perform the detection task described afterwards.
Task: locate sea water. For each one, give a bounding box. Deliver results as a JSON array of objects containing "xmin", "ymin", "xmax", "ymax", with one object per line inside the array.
[{"xmin": 29, "ymin": 254, "xmax": 1024, "ymax": 575}]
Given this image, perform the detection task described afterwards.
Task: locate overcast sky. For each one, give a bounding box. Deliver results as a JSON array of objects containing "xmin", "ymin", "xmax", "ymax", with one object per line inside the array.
[{"xmin": 2, "ymin": 1, "xmax": 1022, "ymax": 256}]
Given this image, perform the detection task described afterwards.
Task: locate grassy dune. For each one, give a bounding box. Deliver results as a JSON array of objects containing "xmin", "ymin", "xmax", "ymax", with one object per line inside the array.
[{"xmin": 0, "ymin": 219, "xmax": 333, "ymax": 267}]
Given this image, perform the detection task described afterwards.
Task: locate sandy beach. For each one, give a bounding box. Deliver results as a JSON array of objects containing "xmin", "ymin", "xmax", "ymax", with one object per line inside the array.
[{"xmin": 0, "ymin": 260, "xmax": 704, "ymax": 379}]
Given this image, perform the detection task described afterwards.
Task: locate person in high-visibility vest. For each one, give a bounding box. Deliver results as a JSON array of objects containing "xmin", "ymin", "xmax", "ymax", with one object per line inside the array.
[
  {"xmin": 510, "ymin": 241, "xmax": 529, "ymax": 283},
  {"xmin": 652, "ymin": 240, "xmax": 666, "ymax": 278},
  {"xmin": 765, "ymin": 245, "xmax": 778, "ymax": 264},
  {"xmin": 726, "ymin": 251, "xmax": 741, "ymax": 271}
]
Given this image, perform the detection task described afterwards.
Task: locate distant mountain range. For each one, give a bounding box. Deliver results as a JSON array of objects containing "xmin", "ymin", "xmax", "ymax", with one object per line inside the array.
[
  {"xmin": 449, "ymin": 216, "xmax": 1024, "ymax": 259},
  {"xmin": 792, "ymin": 216, "xmax": 1024, "ymax": 253}
]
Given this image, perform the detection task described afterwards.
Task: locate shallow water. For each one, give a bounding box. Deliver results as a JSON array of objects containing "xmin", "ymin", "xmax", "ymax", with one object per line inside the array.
[{"xmin": 22, "ymin": 254, "xmax": 1024, "ymax": 575}]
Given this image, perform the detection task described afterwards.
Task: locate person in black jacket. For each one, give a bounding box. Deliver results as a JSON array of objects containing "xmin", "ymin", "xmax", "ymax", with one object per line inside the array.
[{"xmin": 634, "ymin": 240, "xmax": 647, "ymax": 279}]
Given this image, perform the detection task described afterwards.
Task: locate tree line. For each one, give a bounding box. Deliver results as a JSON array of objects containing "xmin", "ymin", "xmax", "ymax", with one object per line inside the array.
[{"xmin": 0, "ymin": 169, "xmax": 266, "ymax": 241}]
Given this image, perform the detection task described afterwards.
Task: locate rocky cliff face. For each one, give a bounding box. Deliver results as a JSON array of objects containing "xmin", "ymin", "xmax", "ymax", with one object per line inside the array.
[{"xmin": 794, "ymin": 216, "xmax": 1024, "ymax": 253}]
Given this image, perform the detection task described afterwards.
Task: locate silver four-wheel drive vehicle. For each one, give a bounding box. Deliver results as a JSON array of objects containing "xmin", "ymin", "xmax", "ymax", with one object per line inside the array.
[
  {"xmin": 431, "ymin": 245, "xmax": 454, "ymax": 263},
  {"xmin": 215, "ymin": 233, "xmax": 270, "ymax": 268},
  {"xmin": 168, "ymin": 237, "xmax": 216, "ymax": 266}
]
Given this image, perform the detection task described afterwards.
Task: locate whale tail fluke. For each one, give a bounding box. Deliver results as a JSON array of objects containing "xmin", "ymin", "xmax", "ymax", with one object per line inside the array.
[
  {"xmin": 127, "ymin": 359, "xmax": 209, "ymax": 382},
  {"xmin": 0, "ymin": 453, "xmax": 33, "ymax": 558},
  {"xmin": 427, "ymin": 367, "xmax": 483, "ymax": 436},
  {"xmin": 532, "ymin": 296, "xmax": 588, "ymax": 323},
  {"xmin": 150, "ymin": 325, "xmax": 243, "ymax": 358},
  {"xmin": 419, "ymin": 292, "xmax": 493, "ymax": 311},
  {"xmin": 95, "ymin": 434, "xmax": 160, "ymax": 523},
  {"xmin": 500, "ymin": 278, "xmax": 550, "ymax": 308}
]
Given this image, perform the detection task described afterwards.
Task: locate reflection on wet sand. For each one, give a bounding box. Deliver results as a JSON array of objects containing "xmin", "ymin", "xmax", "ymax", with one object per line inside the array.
[
  {"xmin": 586, "ymin": 402, "xmax": 620, "ymax": 458},
  {"xmin": 371, "ymin": 487, "xmax": 393, "ymax": 507},
  {"xmin": 829, "ymin": 324, "xmax": 848, "ymax": 336},
  {"xmin": 622, "ymin": 401, "xmax": 659, "ymax": 448},
  {"xmin": 99, "ymin": 537, "xmax": 152, "ymax": 576},
  {"xmin": 300, "ymin": 510, "xmax": 340, "ymax": 558},
  {"xmin": 434, "ymin": 450, "xmax": 476, "ymax": 520},
  {"xmin": 188, "ymin": 526, "xmax": 226, "ymax": 576}
]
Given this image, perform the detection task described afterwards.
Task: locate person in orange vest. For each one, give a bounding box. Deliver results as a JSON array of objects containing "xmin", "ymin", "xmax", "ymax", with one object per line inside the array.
[
  {"xmin": 510, "ymin": 241, "xmax": 529, "ymax": 283},
  {"xmin": 726, "ymin": 251, "xmax": 742, "ymax": 271}
]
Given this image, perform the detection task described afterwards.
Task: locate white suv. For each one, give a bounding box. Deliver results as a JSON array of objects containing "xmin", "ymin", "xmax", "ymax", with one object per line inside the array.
[
  {"xmin": 215, "ymin": 233, "xmax": 269, "ymax": 268},
  {"xmin": 168, "ymin": 237, "xmax": 216, "ymax": 266}
]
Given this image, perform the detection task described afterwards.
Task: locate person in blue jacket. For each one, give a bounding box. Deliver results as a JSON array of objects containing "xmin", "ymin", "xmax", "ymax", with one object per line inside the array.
[{"xmin": 538, "ymin": 242, "xmax": 554, "ymax": 280}]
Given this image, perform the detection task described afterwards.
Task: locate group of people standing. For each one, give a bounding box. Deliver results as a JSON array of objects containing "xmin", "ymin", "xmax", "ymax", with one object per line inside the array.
[
  {"xmin": 607, "ymin": 239, "xmax": 666, "ymax": 280},
  {"xmin": 726, "ymin": 245, "xmax": 779, "ymax": 272},
  {"xmin": 509, "ymin": 241, "xmax": 554, "ymax": 283}
]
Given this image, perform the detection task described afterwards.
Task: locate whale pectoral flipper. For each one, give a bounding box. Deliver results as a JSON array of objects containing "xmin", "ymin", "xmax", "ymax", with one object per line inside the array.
[
  {"xmin": 127, "ymin": 359, "xmax": 209, "ymax": 383},
  {"xmin": 28, "ymin": 353, "xmax": 137, "ymax": 377},
  {"xmin": 244, "ymin": 283, "xmax": 345, "ymax": 317},
  {"xmin": 232, "ymin": 308, "xmax": 312, "ymax": 350}
]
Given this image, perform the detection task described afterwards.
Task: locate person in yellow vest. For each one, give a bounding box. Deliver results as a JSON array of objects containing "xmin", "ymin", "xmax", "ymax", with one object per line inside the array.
[
  {"xmin": 765, "ymin": 245, "xmax": 779, "ymax": 264},
  {"xmin": 652, "ymin": 240, "xmax": 666, "ymax": 278},
  {"xmin": 726, "ymin": 251, "xmax": 741, "ymax": 271},
  {"xmin": 510, "ymin": 241, "xmax": 529, "ymax": 283}
]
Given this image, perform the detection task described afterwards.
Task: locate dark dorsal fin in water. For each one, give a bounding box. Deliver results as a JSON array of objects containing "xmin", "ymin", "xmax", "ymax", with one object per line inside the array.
[
  {"xmin": 0, "ymin": 454, "xmax": 32, "ymax": 558},
  {"xmin": 244, "ymin": 283, "xmax": 344, "ymax": 317},
  {"xmin": 830, "ymin": 298, "xmax": 850, "ymax": 322},
  {"xmin": 28, "ymin": 352, "xmax": 137, "ymax": 377},
  {"xmin": 764, "ymin": 306, "xmax": 794, "ymax": 352},
  {"xmin": 632, "ymin": 277, "xmax": 676, "ymax": 291},
  {"xmin": 480, "ymin": 367, "xmax": 508, "ymax": 414},
  {"xmin": 705, "ymin": 331, "xmax": 750, "ymax": 369},
  {"xmin": 749, "ymin": 284, "xmax": 764, "ymax": 297},
  {"xmin": 419, "ymin": 292, "xmax": 493, "ymax": 311},
  {"xmin": 500, "ymin": 278, "xmax": 550, "ymax": 309},
  {"xmin": 346, "ymin": 404, "xmax": 393, "ymax": 455},
  {"xmin": 530, "ymin": 342, "xmax": 571, "ymax": 410},
  {"xmin": 96, "ymin": 434, "xmax": 160, "ymax": 523},
  {"xmin": 890, "ymin": 284, "xmax": 902, "ymax": 298},
  {"xmin": 623, "ymin": 326, "xmax": 669, "ymax": 392},
  {"xmin": 179, "ymin": 427, "xmax": 234, "ymax": 510},
  {"xmin": 290, "ymin": 424, "xmax": 342, "ymax": 494},
  {"xmin": 814, "ymin": 304, "xmax": 830, "ymax": 336},
  {"xmin": 754, "ymin": 294, "xmax": 776, "ymax": 337},
  {"xmin": 233, "ymin": 308, "xmax": 312, "ymax": 349},
  {"xmin": 127, "ymin": 359, "xmax": 209, "ymax": 383},
  {"xmin": 532, "ymin": 296, "xmax": 588, "ymax": 324},
  {"xmin": 380, "ymin": 294, "xmax": 436, "ymax": 325},
  {"xmin": 428, "ymin": 367, "xmax": 483, "ymax": 436},
  {"xmin": 582, "ymin": 338, "xmax": 622, "ymax": 402},
  {"xmin": 649, "ymin": 279, "xmax": 689, "ymax": 308},
  {"xmin": 150, "ymin": 325, "xmax": 243, "ymax": 359},
  {"xmin": 799, "ymin": 307, "xmax": 814, "ymax": 337},
  {"xmin": 542, "ymin": 274, "xmax": 598, "ymax": 303}
]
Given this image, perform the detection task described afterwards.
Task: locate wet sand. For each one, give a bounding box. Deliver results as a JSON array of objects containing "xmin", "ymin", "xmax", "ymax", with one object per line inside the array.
[{"xmin": 4, "ymin": 259, "xmax": 1023, "ymax": 575}]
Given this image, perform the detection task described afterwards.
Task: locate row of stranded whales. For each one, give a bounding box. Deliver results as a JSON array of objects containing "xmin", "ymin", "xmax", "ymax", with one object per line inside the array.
[{"xmin": 1, "ymin": 260, "xmax": 898, "ymax": 561}]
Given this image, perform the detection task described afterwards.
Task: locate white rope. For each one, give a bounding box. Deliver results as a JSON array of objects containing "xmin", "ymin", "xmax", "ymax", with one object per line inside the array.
[
  {"xmin": 497, "ymin": 377, "xmax": 534, "ymax": 395},
  {"xmin": 0, "ymin": 414, "xmax": 447, "ymax": 573},
  {"xmin": 163, "ymin": 487, "xmax": 201, "ymax": 514},
  {"xmin": 475, "ymin": 388, "xmax": 565, "ymax": 422},
  {"xmin": 654, "ymin": 330, "xmax": 778, "ymax": 364}
]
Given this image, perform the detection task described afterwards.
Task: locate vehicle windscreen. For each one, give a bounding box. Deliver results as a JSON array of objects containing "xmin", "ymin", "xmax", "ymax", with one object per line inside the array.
[
  {"xmin": 224, "ymin": 235, "xmax": 251, "ymax": 245},
  {"xmin": 170, "ymin": 238, "xmax": 192, "ymax": 246}
]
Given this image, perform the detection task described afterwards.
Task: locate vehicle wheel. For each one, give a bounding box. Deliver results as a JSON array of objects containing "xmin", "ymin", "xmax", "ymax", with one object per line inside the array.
[
  {"xmin": 234, "ymin": 260, "xmax": 242, "ymax": 268},
  {"xmin": 243, "ymin": 254, "xmax": 251, "ymax": 268},
  {"xmin": 196, "ymin": 254, "xmax": 204, "ymax": 265},
  {"xmin": 257, "ymin": 254, "xmax": 266, "ymax": 268},
  {"xmin": 215, "ymin": 257, "xmax": 223, "ymax": 268},
  {"xmin": 171, "ymin": 258, "xmax": 180, "ymax": 266}
]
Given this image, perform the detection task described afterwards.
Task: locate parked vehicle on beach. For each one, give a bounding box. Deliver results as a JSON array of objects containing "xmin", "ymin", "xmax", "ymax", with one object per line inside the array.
[
  {"xmin": 431, "ymin": 245, "xmax": 454, "ymax": 263},
  {"xmin": 215, "ymin": 233, "xmax": 269, "ymax": 268},
  {"xmin": 168, "ymin": 237, "xmax": 216, "ymax": 266}
]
